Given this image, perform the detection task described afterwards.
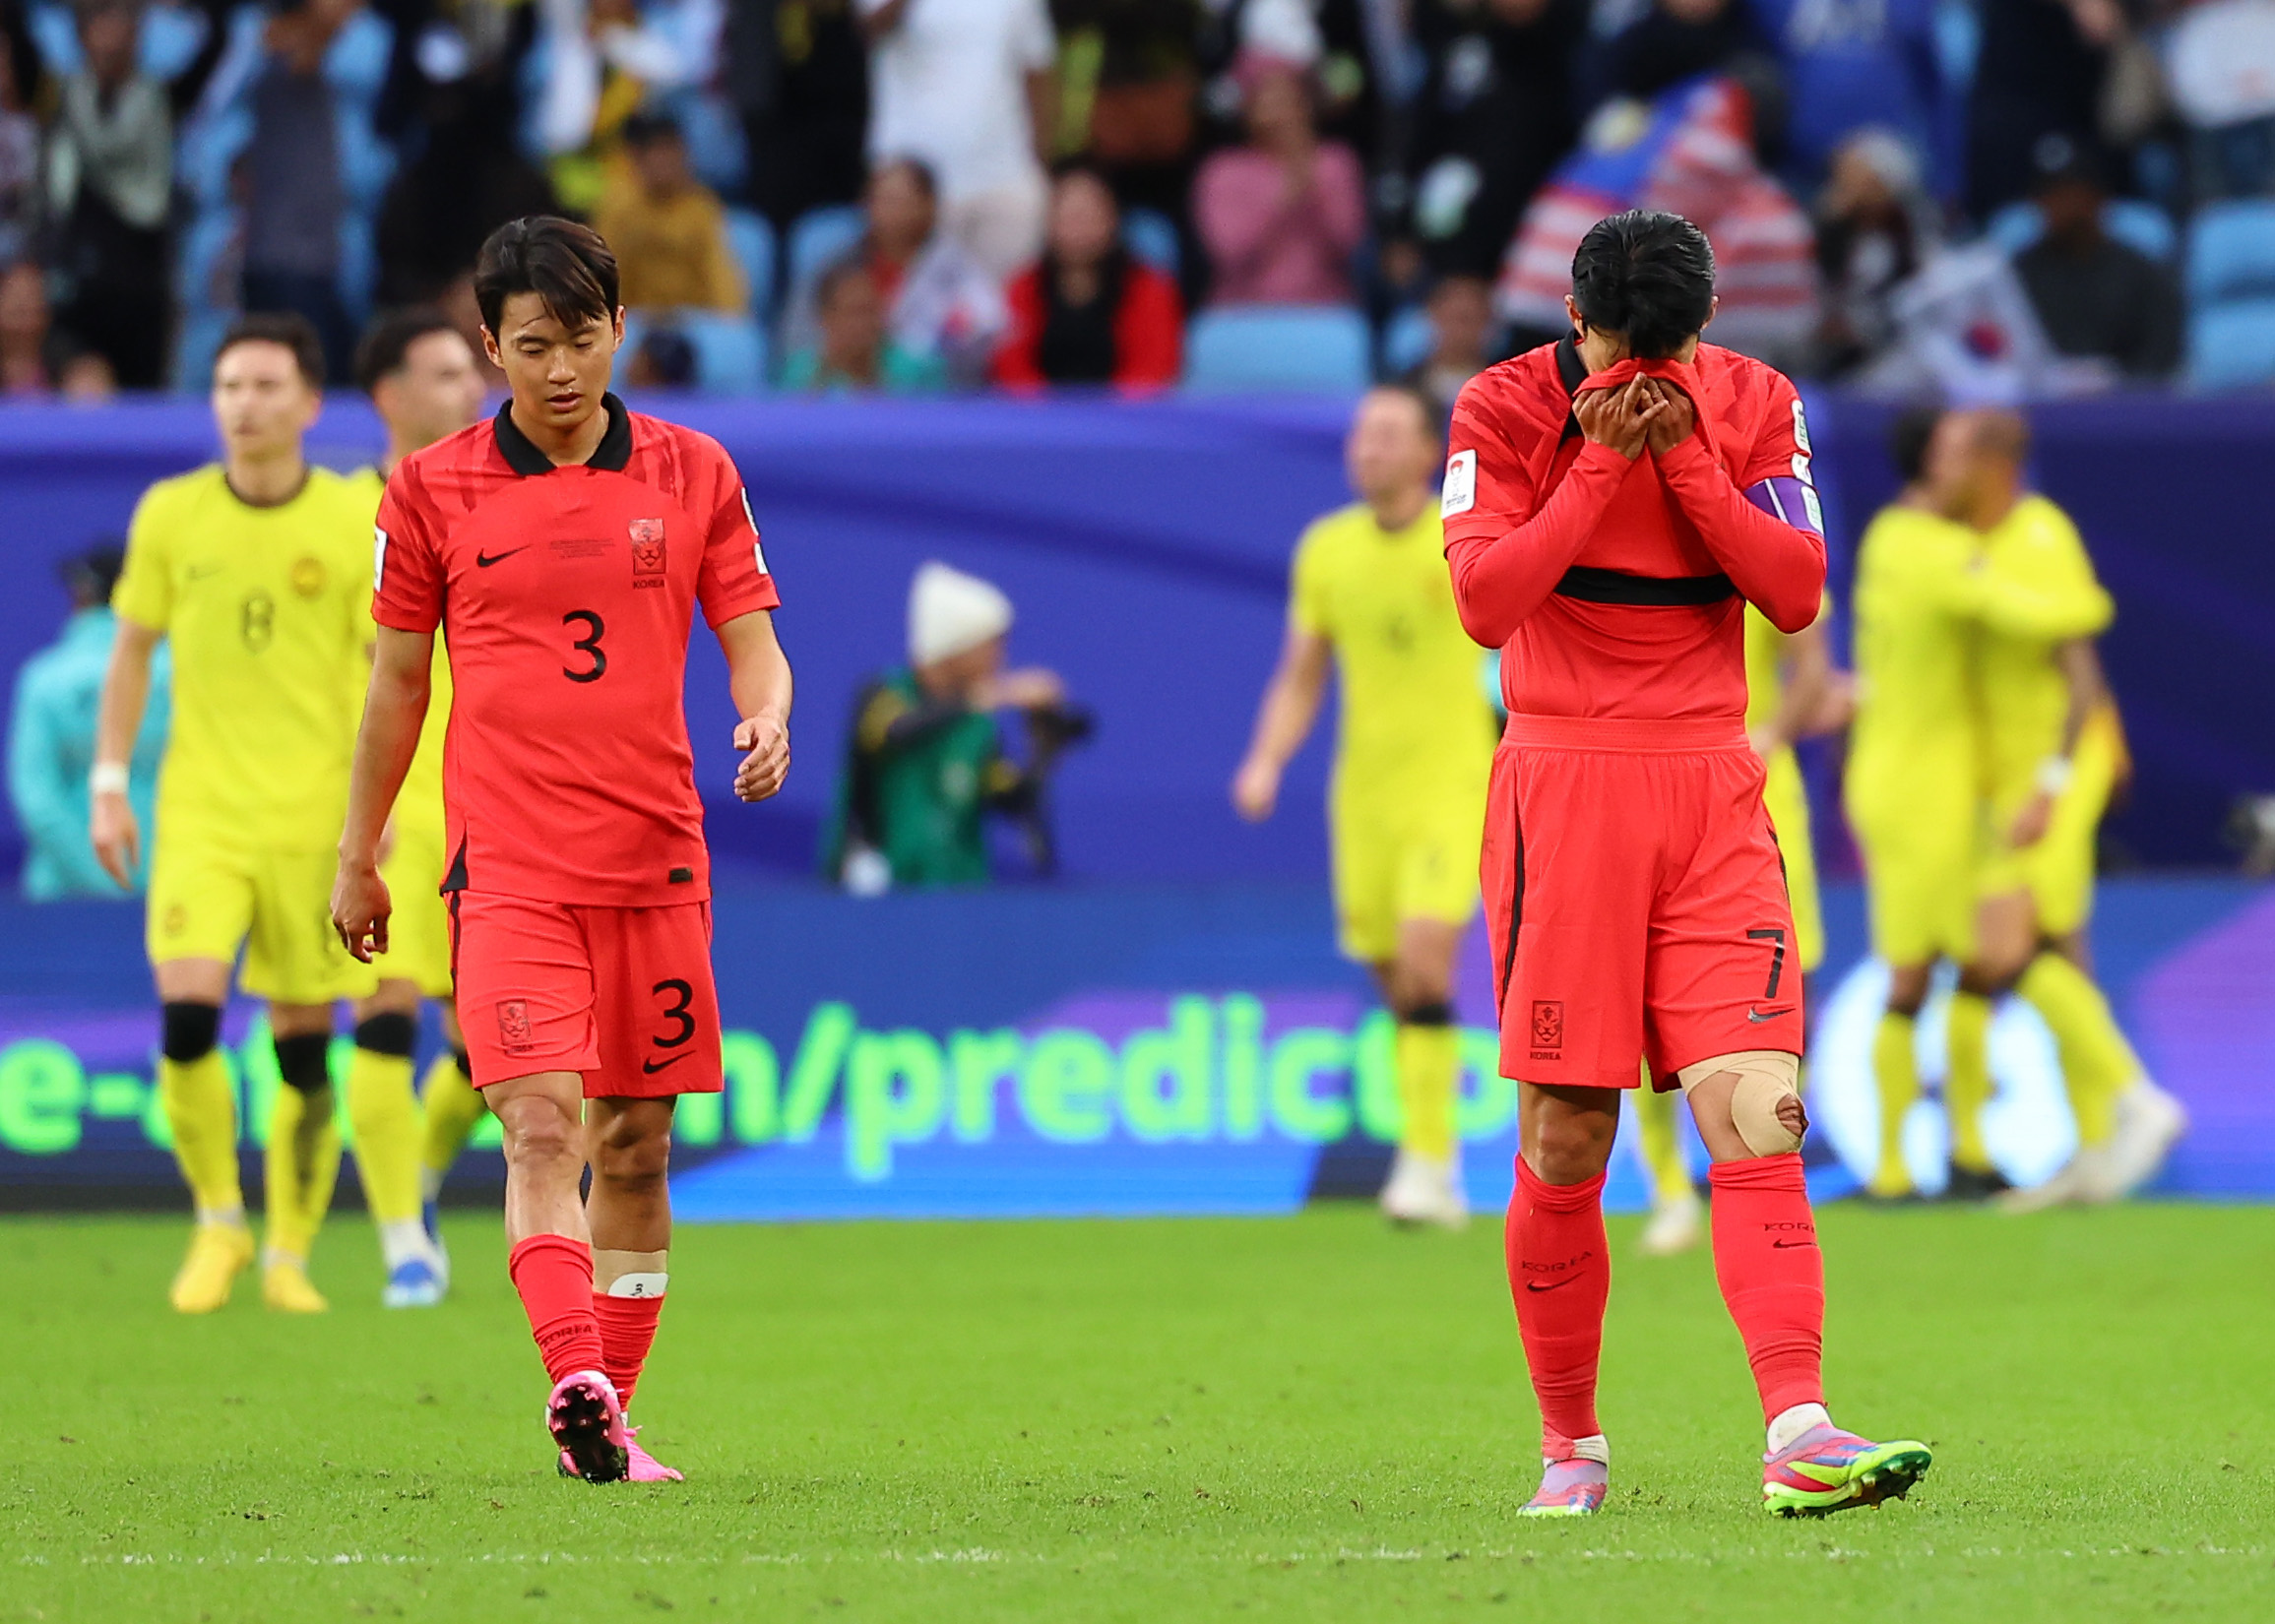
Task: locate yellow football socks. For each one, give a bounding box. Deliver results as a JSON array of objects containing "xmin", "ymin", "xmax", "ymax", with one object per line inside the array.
[
  {"xmin": 158, "ymin": 1050, "xmax": 243, "ymax": 1217},
  {"xmin": 1943, "ymin": 991, "xmax": 1995, "ymax": 1173},
  {"xmin": 2016, "ymin": 953, "xmax": 2136, "ymax": 1150},
  {"xmin": 1870, "ymin": 1013, "xmax": 1920, "ymax": 1196},
  {"xmin": 348, "ymin": 1048, "xmax": 424, "ymax": 1225},
  {"xmin": 264, "ymin": 1084, "xmax": 341, "ymax": 1264},
  {"xmin": 419, "ymin": 1052, "xmax": 485, "ymax": 1199},
  {"xmin": 1393, "ymin": 1020, "xmax": 1459, "ymax": 1162},
  {"xmin": 1632, "ymin": 1085, "xmax": 1696, "ymax": 1208}
]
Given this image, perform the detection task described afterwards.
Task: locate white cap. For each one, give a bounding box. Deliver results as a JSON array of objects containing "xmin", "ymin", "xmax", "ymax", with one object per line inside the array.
[{"xmin": 908, "ymin": 561, "xmax": 1013, "ymax": 666}]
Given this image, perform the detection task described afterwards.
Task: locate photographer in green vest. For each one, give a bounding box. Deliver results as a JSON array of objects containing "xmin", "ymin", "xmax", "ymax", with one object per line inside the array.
[{"xmin": 824, "ymin": 562, "xmax": 1089, "ymax": 892}]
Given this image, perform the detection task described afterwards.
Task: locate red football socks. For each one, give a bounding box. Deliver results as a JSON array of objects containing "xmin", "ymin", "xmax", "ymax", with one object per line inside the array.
[
  {"xmin": 1507, "ymin": 1158, "xmax": 1611, "ymax": 1456},
  {"xmin": 1708, "ymin": 1153, "xmax": 1827, "ymax": 1422},
  {"xmin": 508, "ymin": 1234, "xmax": 604, "ymax": 1385},
  {"xmin": 595, "ymin": 1291, "xmax": 664, "ymax": 1410}
]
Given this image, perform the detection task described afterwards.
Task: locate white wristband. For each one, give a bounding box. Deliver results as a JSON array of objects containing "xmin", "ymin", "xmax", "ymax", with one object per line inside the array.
[
  {"xmin": 90, "ymin": 762, "xmax": 130, "ymax": 795},
  {"xmin": 2035, "ymin": 756, "xmax": 2075, "ymax": 796}
]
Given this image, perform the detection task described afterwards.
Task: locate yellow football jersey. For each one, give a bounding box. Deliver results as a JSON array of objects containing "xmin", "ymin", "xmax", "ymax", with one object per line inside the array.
[
  {"xmin": 1290, "ymin": 501, "xmax": 1498, "ymax": 806},
  {"xmin": 346, "ymin": 468, "xmax": 453, "ymax": 840},
  {"xmin": 1845, "ymin": 505, "xmax": 1988, "ymax": 814},
  {"xmin": 1973, "ymin": 494, "xmax": 2114, "ymax": 805},
  {"xmin": 113, "ymin": 465, "xmax": 375, "ymax": 852}
]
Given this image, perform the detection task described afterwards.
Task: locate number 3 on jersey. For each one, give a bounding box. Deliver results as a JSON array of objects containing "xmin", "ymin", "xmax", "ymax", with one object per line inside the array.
[{"xmin": 562, "ymin": 609, "xmax": 606, "ymax": 682}]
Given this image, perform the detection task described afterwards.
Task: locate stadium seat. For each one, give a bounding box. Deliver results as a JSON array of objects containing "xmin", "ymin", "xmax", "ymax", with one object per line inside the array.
[
  {"xmin": 1122, "ymin": 208, "xmax": 1181, "ymax": 278},
  {"xmin": 724, "ymin": 207, "xmax": 778, "ymax": 321},
  {"xmin": 786, "ymin": 206, "xmax": 867, "ymax": 304},
  {"xmin": 1987, "ymin": 198, "xmax": 2178, "ymax": 262},
  {"xmin": 1184, "ymin": 305, "xmax": 1371, "ymax": 394},
  {"xmin": 1379, "ymin": 304, "xmax": 1434, "ymax": 377},
  {"xmin": 2185, "ymin": 296, "xmax": 2275, "ymax": 390},
  {"xmin": 620, "ymin": 310, "xmax": 770, "ymax": 394},
  {"xmin": 2188, "ymin": 200, "xmax": 2275, "ymax": 305}
]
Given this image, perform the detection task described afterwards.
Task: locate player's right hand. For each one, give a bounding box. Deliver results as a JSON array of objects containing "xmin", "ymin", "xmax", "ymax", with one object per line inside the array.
[
  {"xmin": 1232, "ymin": 756, "xmax": 1280, "ymax": 823},
  {"xmin": 1574, "ymin": 378, "xmax": 1663, "ymax": 461},
  {"xmin": 330, "ymin": 859, "xmax": 392, "ymax": 964},
  {"xmin": 90, "ymin": 789, "xmax": 138, "ymax": 891}
]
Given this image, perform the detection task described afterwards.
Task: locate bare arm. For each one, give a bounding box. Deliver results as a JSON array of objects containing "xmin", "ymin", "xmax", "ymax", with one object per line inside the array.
[
  {"xmin": 1027, "ymin": 67, "xmax": 1057, "ymax": 165},
  {"xmin": 1752, "ymin": 616, "xmax": 1835, "ymax": 756},
  {"xmin": 1231, "ymin": 627, "xmax": 1331, "ymax": 821},
  {"xmin": 719, "ymin": 609, "xmax": 793, "ymax": 802},
  {"xmin": 2007, "ymin": 638, "xmax": 2107, "ymax": 849},
  {"xmin": 89, "ymin": 617, "xmax": 163, "ymax": 889},
  {"xmin": 331, "ymin": 627, "xmax": 435, "ymax": 961}
]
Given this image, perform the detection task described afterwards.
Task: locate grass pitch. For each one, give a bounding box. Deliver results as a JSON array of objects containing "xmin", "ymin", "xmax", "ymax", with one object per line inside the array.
[{"xmin": 5, "ymin": 1203, "xmax": 2271, "ymax": 1622}]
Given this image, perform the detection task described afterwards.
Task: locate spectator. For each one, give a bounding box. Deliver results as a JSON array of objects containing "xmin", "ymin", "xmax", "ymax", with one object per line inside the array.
[
  {"xmin": 1966, "ymin": 0, "xmax": 2117, "ymax": 218},
  {"xmin": 44, "ymin": 0, "xmax": 172, "ymax": 389},
  {"xmin": 1747, "ymin": 0, "xmax": 1943, "ymax": 189},
  {"xmin": 1192, "ymin": 56, "xmax": 1365, "ymax": 305},
  {"xmin": 1399, "ymin": 272, "xmax": 1497, "ymax": 428},
  {"xmin": 2012, "ymin": 139, "xmax": 2181, "ymax": 381},
  {"xmin": 1596, "ymin": 0, "xmax": 1763, "ymax": 106},
  {"xmin": 855, "ymin": 0, "xmax": 1058, "ymax": 279},
  {"xmin": 1055, "ymin": 0, "xmax": 1205, "ymax": 219},
  {"xmin": 236, "ymin": 0, "xmax": 365, "ymax": 383},
  {"xmin": 7, "ymin": 544, "xmax": 168, "ymax": 899},
  {"xmin": 785, "ymin": 158, "xmax": 1009, "ymax": 383},
  {"xmin": 534, "ymin": 0, "xmax": 729, "ymax": 213},
  {"xmin": 727, "ymin": 0, "xmax": 871, "ymax": 229},
  {"xmin": 1404, "ymin": 0, "xmax": 1587, "ymax": 279},
  {"xmin": 0, "ymin": 259, "xmax": 109, "ymax": 397},
  {"xmin": 592, "ymin": 110, "xmax": 746, "ymax": 312},
  {"xmin": 0, "ymin": 31, "xmax": 38, "ymax": 268},
  {"xmin": 781, "ymin": 257, "xmax": 950, "ymax": 391},
  {"xmin": 2165, "ymin": 0, "xmax": 2275, "ymax": 201},
  {"xmin": 1811, "ymin": 127, "xmax": 1937, "ymax": 377},
  {"xmin": 992, "ymin": 163, "xmax": 1182, "ymax": 390},
  {"xmin": 822, "ymin": 560, "xmax": 1076, "ymax": 891}
]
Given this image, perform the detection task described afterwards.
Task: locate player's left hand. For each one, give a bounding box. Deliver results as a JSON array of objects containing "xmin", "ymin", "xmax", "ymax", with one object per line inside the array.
[
  {"xmin": 1639, "ymin": 377, "xmax": 1697, "ymax": 455},
  {"xmin": 733, "ymin": 713, "xmax": 790, "ymax": 802},
  {"xmin": 2008, "ymin": 790, "xmax": 2055, "ymax": 848},
  {"xmin": 330, "ymin": 859, "xmax": 392, "ymax": 963}
]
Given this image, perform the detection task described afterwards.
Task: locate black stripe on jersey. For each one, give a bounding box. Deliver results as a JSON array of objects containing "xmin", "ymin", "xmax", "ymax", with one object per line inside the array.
[
  {"xmin": 1497, "ymin": 789, "xmax": 1526, "ymax": 1018},
  {"xmin": 441, "ymin": 836, "xmax": 470, "ymax": 894},
  {"xmin": 1556, "ymin": 336, "xmax": 1588, "ymax": 443},
  {"xmin": 1554, "ymin": 566, "xmax": 1737, "ymax": 606}
]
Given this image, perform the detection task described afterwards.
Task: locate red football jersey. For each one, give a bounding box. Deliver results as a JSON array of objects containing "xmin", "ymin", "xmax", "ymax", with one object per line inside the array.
[
  {"xmin": 1441, "ymin": 340, "xmax": 1824, "ymax": 724},
  {"xmin": 373, "ymin": 396, "xmax": 780, "ymax": 906}
]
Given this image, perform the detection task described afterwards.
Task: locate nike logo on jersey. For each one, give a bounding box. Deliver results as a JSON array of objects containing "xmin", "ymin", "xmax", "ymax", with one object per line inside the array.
[
  {"xmin": 1748, "ymin": 1006, "xmax": 1798, "ymax": 1024},
  {"xmin": 1771, "ymin": 1238, "xmax": 1817, "ymax": 1249},
  {"xmin": 475, "ymin": 547, "xmax": 529, "ymax": 568},
  {"xmin": 187, "ymin": 562, "xmax": 224, "ymax": 579},
  {"xmin": 642, "ymin": 1051, "xmax": 694, "ymax": 1075},
  {"xmin": 1524, "ymin": 1273, "xmax": 1584, "ymax": 1293}
]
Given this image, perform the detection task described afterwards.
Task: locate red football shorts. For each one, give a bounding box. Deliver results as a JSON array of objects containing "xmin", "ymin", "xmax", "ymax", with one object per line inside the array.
[
  {"xmin": 449, "ymin": 892, "xmax": 725, "ymax": 1098},
  {"xmin": 1480, "ymin": 715, "xmax": 1804, "ymax": 1091}
]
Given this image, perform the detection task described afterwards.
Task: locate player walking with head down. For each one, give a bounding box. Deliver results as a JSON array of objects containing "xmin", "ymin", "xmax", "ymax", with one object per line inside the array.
[
  {"xmin": 331, "ymin": 218, "xmax": 792, "ymax": 1483},
  {"xmin": 1444, "ymin": 210, "xmax": 1929, "ymax": 1517}
]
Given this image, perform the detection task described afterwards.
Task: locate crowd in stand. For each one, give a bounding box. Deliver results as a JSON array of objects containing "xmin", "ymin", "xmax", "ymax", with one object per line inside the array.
[{"xmin": 0, "ymin": 0, "xmax": 2272, "ymax": 400}]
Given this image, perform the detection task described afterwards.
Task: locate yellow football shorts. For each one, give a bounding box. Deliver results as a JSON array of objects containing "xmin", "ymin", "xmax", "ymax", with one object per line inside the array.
[
  {"xmin": 147, "ymin": 830, "xmax": 376, "ymax": 1004},
  {"xmin": 378, "ymin": 818, "xmax": 456, "ymax": 999},
  {"xmin": 1329, "ymin": 789, "xmax": 1485, "ymax": 965},
  {"xmin": 1979, "ymin": 705, "xmax": 2120, "ymax": 938},
  {"xmin": 1761, "ymin": 746, "xmax": 1824, "ymax": 974},
  {"xmin": 1848, "ymin": 774, "xmax": 1979, "ymax": 968}
]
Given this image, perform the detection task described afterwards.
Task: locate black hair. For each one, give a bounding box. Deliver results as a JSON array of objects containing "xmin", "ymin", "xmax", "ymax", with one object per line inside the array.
[
  {"xmin": 1888, "ymin": 403, "xmax": 1942, "ymax": 484},
  {"xmin": 1569, "ymin": 209, "xmax": 1716, "ymax": 360},
  {"xmin": 216, "ymin": 311, "xmax": 326, "ymax": 390},
  {"xmin": 473, "ymin": 216, "xmax": 620, "ymax": 337},
  {"xmin": 352, "ymin": 305, "xmax": 461, "ymax": 396},
  {"xmin": 620, "ymin": 108, "xmax": 684, "ymax": 150},
  {"xmin": 1367, "ymin": 382, "xmax": 1442, "ymax": 442},
  {"xmin": 57, "ymin": 541, "xmax": 126, "ymax": 606}
]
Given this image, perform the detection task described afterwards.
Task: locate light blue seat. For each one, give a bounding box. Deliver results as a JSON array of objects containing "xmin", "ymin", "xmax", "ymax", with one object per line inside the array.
[
  {"xmin": 2186, "ymin": 297, "xmax": 2275, "ymax": 390},
  {"xmin": 1379, "ymin": 303, "xmax": 1434, "ymax": 376},
  {"xmin": 785, "ymin": 205, "xmax": 866, "ymax": 302},
  {"xmin": 1988, "ymin": 198, "xmax": 2178, "ymax": 262},
  {"xmin": 621, "ymin": 309, "xmax": 770, "ymax": 394},
  {"xmin": 1184, "ymin": 304, "xmax": 1370, "ymax": 393},
  {"xmin": 1121, "ymin": 207, "xmax": 1180, "ymax": 277},
  {"xmin": 2188, "ymin": 200, "xmax": 2275, "ymax": 305},
  {"xmin": 723, "ymin": 206, "xmax": 777, "ymax": 320}
]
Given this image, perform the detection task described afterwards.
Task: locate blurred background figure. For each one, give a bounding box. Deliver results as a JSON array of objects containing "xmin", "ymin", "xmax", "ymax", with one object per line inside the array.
[
  {"xmin": 8, "ymin": 544, "xmax": 168, "ymax": 898},
  {"xmin": 593, "ymin": 109, "xmax": 747, "ymax": 315},
  {"xmin": 992, "ymin": 161, "xmax": 1182, "ymax": 391},
  {"xmin": 729, "ymin": 0, "xmax": 871, "ymax": 231},
  {"xmin": 824, "ymin": 561, "xmax": 1082, "ymax": 891},
  {"xmin": 2012, "ymin": 139, "xmax": 2180, "ymax": 385},
  {"xmin": 1192, "ymin": 54, "xmax": 1364, "ymax": 307},
  {"xmin": 1810, "ymin": 128, "xmax": 1938, "ymax": 380},
  {"xmin": 855, "ymin": 0, "xmax": 1058, "ymax": 278},
  {"xmin": 782, "ymin": 257, "xmax": 948, "ymax": 392},
  {"xmin": 1398, "ymin": 271, "xmax": 1498, "ymax": 428}
]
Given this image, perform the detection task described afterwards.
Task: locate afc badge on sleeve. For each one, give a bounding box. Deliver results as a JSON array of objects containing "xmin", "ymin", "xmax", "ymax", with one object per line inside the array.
[{"xmin": 1442, "ymin": 449, "xmax": 1478, "ymax": 517}]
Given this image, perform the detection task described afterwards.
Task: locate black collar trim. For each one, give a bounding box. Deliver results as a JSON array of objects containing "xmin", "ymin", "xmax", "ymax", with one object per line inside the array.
[
  {"xmin": 1555, "ymin": 336, "xmax": 1588, "ymax": 444},
  {"xmin": 493, "ymin": 392, "xmax": 633, "ymax": 475}
]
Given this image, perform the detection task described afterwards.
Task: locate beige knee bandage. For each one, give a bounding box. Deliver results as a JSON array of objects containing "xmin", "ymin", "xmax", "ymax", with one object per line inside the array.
[{"xmin": 1676, "ymin": 1049, "xmax": 1804, "ymax": 1156}]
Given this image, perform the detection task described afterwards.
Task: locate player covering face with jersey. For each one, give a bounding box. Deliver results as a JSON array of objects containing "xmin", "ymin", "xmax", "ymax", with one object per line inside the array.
[
  {"xmin": 331, "ymin": 217, "xmax": 792, "ymax": 1483},
  {"xmin": 1441, "ymin": 209, "xmax": 1929, "ymax": 1517}
]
